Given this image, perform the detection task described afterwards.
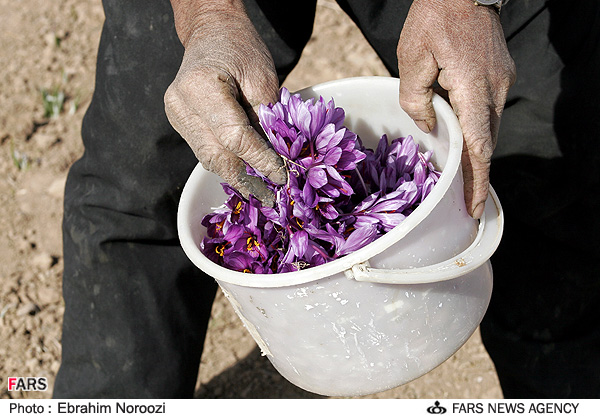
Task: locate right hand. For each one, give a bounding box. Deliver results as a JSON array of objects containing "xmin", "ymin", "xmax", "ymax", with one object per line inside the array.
[
  {"xmin": 396, "ymin": 0, "xmax": 515, "ymax": 218},
  {"xmin": 164, "ymin": 2, "xmax": 286, "ymax": 206}
]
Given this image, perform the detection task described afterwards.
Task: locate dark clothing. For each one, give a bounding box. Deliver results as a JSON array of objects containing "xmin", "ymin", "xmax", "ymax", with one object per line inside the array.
[
  {"xmin": 482, "ymin": 1, "xmax": 600, "ymax": 398},
  {"xmin": 54, "ymin": 0, "xmax": 600, "ymax": 398},
  {"xmin": 55, "ymin": 0, "xmax": 217, "ymax": 398}
]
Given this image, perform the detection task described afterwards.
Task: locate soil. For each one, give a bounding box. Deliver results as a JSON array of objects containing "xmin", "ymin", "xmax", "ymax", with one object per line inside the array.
[{"xmin": 0, "ymin": 0, "xmax": 503, "ymax": 399}]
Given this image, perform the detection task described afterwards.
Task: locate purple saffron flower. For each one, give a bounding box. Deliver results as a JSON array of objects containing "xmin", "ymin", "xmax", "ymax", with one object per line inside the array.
[
  {"xmin": 224, "ymin": 252, "xmax": 270, "ymax": 274},
  {"xmin": 280, "ymin": 229, "xmax": 309, "ymax": 265},
  {"xmin": 306, "ymin": 223, "xmax": 379, "ymax": 258},
  {"xmin": 202, "ymin": 237, "xmax": 229, "ymax": 264}
]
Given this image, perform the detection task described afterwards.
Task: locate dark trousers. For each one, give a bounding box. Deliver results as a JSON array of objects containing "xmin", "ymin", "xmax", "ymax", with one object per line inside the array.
[{"xmin": 54, "ymin": 0, "xmax": 600, "ymax": 398}]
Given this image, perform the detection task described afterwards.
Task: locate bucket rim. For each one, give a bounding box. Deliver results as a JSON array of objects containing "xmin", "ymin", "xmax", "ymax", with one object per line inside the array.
[{"xmin": 178, "ymin": 76, "xmax": 465, "ymax": 288}]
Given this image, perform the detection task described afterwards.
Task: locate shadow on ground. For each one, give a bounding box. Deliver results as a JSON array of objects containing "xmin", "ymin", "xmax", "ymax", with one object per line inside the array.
[{"xmin": 195, "ymin": 347, "xmax": 326, "ymax": 399}]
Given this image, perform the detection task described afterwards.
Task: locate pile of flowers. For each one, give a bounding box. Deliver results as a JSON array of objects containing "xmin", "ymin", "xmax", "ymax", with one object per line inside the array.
[{"xmin": 200, "ymin": 88, "xmax": 441, "ymax": 274}]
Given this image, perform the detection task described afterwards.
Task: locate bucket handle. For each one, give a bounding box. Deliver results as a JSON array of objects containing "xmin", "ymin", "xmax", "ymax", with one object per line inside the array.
[{"xmin": 349, "ymin": 187, "xmax": 504, "ymax": 284}]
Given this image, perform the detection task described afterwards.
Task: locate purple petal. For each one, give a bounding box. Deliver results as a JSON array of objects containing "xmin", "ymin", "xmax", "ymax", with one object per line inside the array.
[
  {"xmin": 413, "ymin": 160, "xmax": 427, "ymax": 185},
  {"xmin": 421, "ymin": 176, "xmax": 437, "ymax": 202},
  {"xmin": 329, "ymin": 104, "xmax": 346, "ymax": 130},
  {"xmin": 308, "ymin": 98, "xmax": 328, "ymax": 138},
  {"xmin": 375, "ymin": 213, "xmax": 407, "ymax": 232},
  {"xmin": 302, "ymin": 179, "xmax": 318, "ymax": 208},
  {"xmin": 224, "ymin": 252, "xmax": 254, "ymax": 271},
  {"xmin": 323, "ymin": 147, "xmax": 343, "ymax": 166},
  {"xmin": 320, "ymin": 183, "xmax": 341, "ymax": 198},
  {"xmin": 338, "ymin": 226, "xmax": 378, "ymax": 256},
  {"xmin": 279, "ymin": 87, "xmax": 291, "ymax": 105},
  {"xmin": 370, "ymin": 197, "xmax": 405, "ymax": 213},
  {"xmin": 318, "ymin": 202, "xmax": 339, "ymax": 220},
  {"xmin": 315, "ymin": 124, "xmax": 344, "ymax": 151},
  {"xmin": 307, "ymin": 166, "xmax": 328, "ymax": 188},
  {"xmin": 295, "ymin": 102, "xmax": 312, "ymax": 138},
  {"xmin": 353, "ymin": 191, "xmax": 381, "ymax": 212},
  {"xmin": 290, "ymin": 230, "xmax": 308, "ymax": 257},
  {"xmin": 336, "ymin": 150, "xmax": 361, "ymax": 171}
]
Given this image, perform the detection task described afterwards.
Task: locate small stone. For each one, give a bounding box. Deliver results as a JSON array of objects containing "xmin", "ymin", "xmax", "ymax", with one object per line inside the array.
[
  {"xmin": 17, "ymin": 302, "xmax": 41, "ymax": 317},
  {"xmin": 26, "ymin": 358, "xmax": 40, "ymax": 373},
  {"xmin": 44, "ymin": 32, "xmax": 57, "ymax": 47},
  {"xmin": 47, "ymin": 175, "xmax": 67, "ymax": 198},
  {"xmin": 32, "ymin": 252, "xmax": 54, "ymax": 270},
  {"xmin": 32, "ymin": 133, "xmax": 57, "ymax": 149},
  {"xmin": 37, "ymin": 285, "xmax": 60, "ymax": 305}
]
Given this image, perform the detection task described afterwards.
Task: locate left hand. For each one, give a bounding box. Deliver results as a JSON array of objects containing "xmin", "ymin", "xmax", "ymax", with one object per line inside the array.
[{"xmin": 396, "ymin": 0, "xmax": 516, "ymax": 218}]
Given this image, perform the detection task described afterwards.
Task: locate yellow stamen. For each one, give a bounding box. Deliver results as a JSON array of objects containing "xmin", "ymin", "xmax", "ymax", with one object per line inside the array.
[
  {"xmin": 233, "ymin": 201, "xmax": 243, "ymax": 214},
  {"xmin": 246, "ymin": 236, "xmax": 260, "ymax": 252}
]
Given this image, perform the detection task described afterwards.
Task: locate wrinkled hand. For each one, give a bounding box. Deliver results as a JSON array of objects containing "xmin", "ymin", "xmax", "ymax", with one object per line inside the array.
[
  {"xmin": 397, "ymin": 0, "xmax": 516, "ymax": 218},
  {"xmin": 164, "ymin": 2, "xmax": 286, "ymax": 206}
]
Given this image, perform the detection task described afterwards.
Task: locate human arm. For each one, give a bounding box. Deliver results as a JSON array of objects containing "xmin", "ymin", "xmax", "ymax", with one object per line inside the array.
[
  {"xmin": 164, "ymin": 0, "xmax": 286, "ymax": 205},
  {"xmin": 397, "ymin": 0, "xmax": 516, "ymax": 218}
]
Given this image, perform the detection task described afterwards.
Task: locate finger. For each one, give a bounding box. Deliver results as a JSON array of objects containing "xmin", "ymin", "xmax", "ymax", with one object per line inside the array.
[
  {"xmin": 448, "ymin": 89, "xmax": 498, "ymax": 219},
  {"xmin": 209, "ymin": 79, "xmax": 286, "ymax": 185},
  {"xmin": 397, "ymin": 42, "xmax": 439, "ymax": 133},
  {"xmin": 461, "ymin": 138, "xmax": 491, "ymax": 220},
  {"xmin": 239, "ymin": 80, "xmax": 279, "ymax": 138},
  {"xmin": 194, "ymin": 134, "xmax": 277, "ymax": 206},
  {"xmin": 164, "ymin": 89, "xmax": 278, "ymax": 205},
  {"xmin": 225, "ymin": 159, "xmax": 278, "ymax": 207}
]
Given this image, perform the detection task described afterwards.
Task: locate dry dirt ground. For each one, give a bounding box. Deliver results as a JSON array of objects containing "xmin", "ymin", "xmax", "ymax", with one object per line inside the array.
[{"xmin": 1, "ymin": 0, "xmax": 503, "ymax": 399}]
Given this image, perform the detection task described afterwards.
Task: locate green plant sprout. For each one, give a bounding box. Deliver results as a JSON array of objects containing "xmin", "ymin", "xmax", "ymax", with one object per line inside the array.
[
  {"xmin": 10, "ymin": 140, "xmax": 29, "ymax": 171},
  {"xmin": 41, "ymin": 87, "xmax": 65, "ymax": 119}
]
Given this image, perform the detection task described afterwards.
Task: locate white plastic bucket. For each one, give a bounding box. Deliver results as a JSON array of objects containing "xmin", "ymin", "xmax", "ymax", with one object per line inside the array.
[{"xmin": 178, "ymin": 76, "xmax": 503, "ymax": 396}]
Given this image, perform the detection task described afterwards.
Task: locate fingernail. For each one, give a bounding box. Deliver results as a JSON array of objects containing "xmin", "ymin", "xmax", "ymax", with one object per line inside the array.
[
  {"xmin": 247, "ymin": 187, "xmax": 275, "ymax": 207},
  {"xmin": 269, "ymin": 164, "xmax": 287, "ymax": 185},
  {"xmin": 415, "ymin": 119, "xmax": 432, "ymax": 133},
  {"xmin": 259, "ymin": 191, "xmax": 275, "ymax": 208},
  {"xmin": 472, "ymin": 201, "xmax": 485, "ymax": 219}
]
